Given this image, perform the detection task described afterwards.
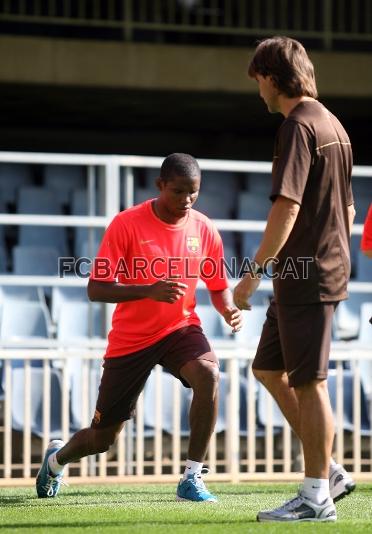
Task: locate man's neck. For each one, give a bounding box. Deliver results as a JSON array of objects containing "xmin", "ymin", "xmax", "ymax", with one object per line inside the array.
[{"xmin": 279, "ymin": 96, "xmax": 316, "ymax": 118}]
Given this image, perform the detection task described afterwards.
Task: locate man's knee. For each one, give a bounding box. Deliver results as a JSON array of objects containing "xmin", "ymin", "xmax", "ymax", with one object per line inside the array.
[
  {"xmin": 252, "ymin": 367, "xmax": 286, "ymax": 386},
  {"xmin": 294, "ymin": 378, "xmax": 328, "ymax": 398},
  {"xmin": 181, "ymin": 358, "xmax": 219, "ymax": 390}
]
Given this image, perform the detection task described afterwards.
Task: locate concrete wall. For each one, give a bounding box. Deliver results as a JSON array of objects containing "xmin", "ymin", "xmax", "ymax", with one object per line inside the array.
[{"xmin": 0, "ymin": 35, "xmax": 371, "ymax": 97}]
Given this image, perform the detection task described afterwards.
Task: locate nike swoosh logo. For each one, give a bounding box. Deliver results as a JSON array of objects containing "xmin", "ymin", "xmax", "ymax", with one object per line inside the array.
[{"xmin": 140, "ymin": 239, "xmax": 154, "ymax": 244}]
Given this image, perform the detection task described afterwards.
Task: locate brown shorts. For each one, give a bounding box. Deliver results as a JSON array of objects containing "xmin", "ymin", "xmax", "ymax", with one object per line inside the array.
[
  {"xmin": 91, "ymin": 325, "xmax": 217, "ymax": 429},
  {"xmin": 252, "ymin": 300, "xmax": 337, "ymax": 387}
]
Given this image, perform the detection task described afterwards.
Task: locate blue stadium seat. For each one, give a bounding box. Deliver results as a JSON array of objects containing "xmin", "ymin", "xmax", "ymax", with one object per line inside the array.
[
  {"xmin": 195, "ymin": 191, "xmax": 231, "ymax": 219},
  {"xmin": 13, "ymin": 245, "xmax": 60, "ymax": 276},
  {"xmin": 17, "ymin": 186, "xmax": 63, "ymax": 214},
  {"xmin": 0, "ymin": 163, "xmax": 33, "ymax": 206},
  {"xmin": 234, "ymin": 305, "xmax": 267, "ymax": 346},
  {"xmin": 244, "ymin": 172, "xmax": 271, "ymax": 195},
  {"xmin": 0, "ymin": 285, "xmax": 43, "ymax": 301},
  {"xmin": 217, "ymin": 371, "xmax": 252, "ymax": 434},
  {"xmin": 241, "ymin": 231, "xmax": 263, "ymax": 261},
  {"xmin": 134, "ymin": 188, "xmax": 156, "ymax": 205},
  {"xmin": 0, "ymin": 244, "xmax": 7, "ymax": 272},
  {"xmin": 358, "ymin": 302, "xmax": 372, "ymax": 398},
  {"xmin": 194, "ymin": 304, "xmax": 224, "ymax": 339},
  {"xmin": 44, "ymin": 164, "xmax": 85, "ymax": 207},
  {"xmin": 0, "ymin": 299, "xmax": 50, "ymax": 341},
  {"xmin": 51, "ymin": 285, "xmax": 87, "ymax": 324},
  {"xmin": 356, "ymin": 250, "xmax": 372, "ymax": 281},
  {"xmin": 327, "ymin": 369, "xmax": 371, "ymax": 435},
  {"xmin": 238, "ymin": 192, "xmax": 271, "ymax": 220},
  {"xmin": 71, "ymin": 188, "xmax": 98, "ymax": 215},
  {"xmin": 74, "ymin": 228, "xmax": 103, "ymax": 258},
  {"xmin": 11, "ymin": 366, "xmax": 63, "ymax": 438},
  {"xmin": 256, "ymin": 381, "xmax": 286, "ymax": 430},
  {"xmin": 57, "ymin": 301, "xmax": 104, "ymax": 341},
  {"xmin": 19, "ymin": 225, "xmax": 68, "ymax": 257},
  {"xmin": 334, "ymin": 293, "xmax": 371, "ymax": 339}
]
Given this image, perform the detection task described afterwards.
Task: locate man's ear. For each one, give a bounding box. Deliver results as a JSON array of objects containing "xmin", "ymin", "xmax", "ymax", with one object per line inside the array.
[{"xmin": 155, "ymin": 177, "xmax": 164, "ymax": 191}]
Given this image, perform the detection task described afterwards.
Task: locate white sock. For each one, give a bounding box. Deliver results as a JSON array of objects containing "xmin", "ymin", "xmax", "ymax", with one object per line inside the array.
[
  {"xmin": 183, "ymin": 459, "xmax": 203, "ymax": 480},
  {"xmin": 329, "ymin": 458, "xmax": 338, "ymax": 476},
  {"xmin": 48, "ymin": 452, "xmax": 64, "ymax": 475},
  {"xmin": 302, "ymin": 477, "xmax": 330, "ymax": 504}
]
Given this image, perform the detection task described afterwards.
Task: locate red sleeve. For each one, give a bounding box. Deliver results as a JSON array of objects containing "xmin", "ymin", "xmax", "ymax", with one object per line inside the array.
[
  {"xmin": 90, "ymin": 215, "xmax": 128, "ymax": 282},
  {"xmin": 361, "ymin": 204, "xmax": 372, "ymax": 251},
  {"xmin": 200, "ymin": 223, "xmax": 229, "ymax": 291}
]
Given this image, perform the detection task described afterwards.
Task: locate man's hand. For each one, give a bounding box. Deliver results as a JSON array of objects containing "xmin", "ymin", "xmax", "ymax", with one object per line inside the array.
[
  {"xmin": 222, "ymin": 306, "xmax": 243, "ymax": 333},
  {"xmin": 233, "ymin": 274, "xmax": 261, "ymax": 310},
  {"xmin": 147, "ymin": 279, "xmax": 188, "ymax": 303}
]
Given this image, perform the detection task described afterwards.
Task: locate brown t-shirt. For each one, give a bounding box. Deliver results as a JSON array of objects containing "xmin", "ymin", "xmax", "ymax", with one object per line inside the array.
[{"xmin": 271, "ymin": 100, "xmax": 353, "ymax": 304}]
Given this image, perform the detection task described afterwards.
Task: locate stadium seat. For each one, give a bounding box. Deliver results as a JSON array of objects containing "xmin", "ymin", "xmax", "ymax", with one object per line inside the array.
[
  {"xmin": 217, "ymin": 371, "xmax": 251, "ymax": 434},
  {"xmin": 11, "ymin": 366, "xmax": 63, "ymax": 438},
  {"xmin": 134, "ymin": 188, "xmax": 156, "ymax": 205},
  {"xmin": 201, "ymin": 171, "xmax": 239, "ymax": 212},
  {"xmin": 0, "ymin": 285, "xmax": 43, "ymax": 302},
  {"xmin": 71, "ymin": 188, "xmax": 98, "ymax": 215},
  {"xmin": 17, "ymin": 186, "xmax": 63, "ymax": 214},
  {"xmin": 356, "ymin": 250, "xmax": 372, "ymax": 281},
  {"xmin": 234, "ymin": 305, "xmax": 267, "ymax": 346},
  {"xmin": 241, "ymin": 231, "xmax": 264, "ymax": 261},
  {"xmin": 57, "ymin": 301, "xmax": 104, "ymax": 342},
  {"xmin": 194, "ymin": 304, "xmax": 224, "ymax": 339},
  {"xmin": 238, "ymin": 192, "xmax": 271, "ymax": 220},
  {"xmin": 0, "ymin": 244, "xmax": 7, "ymax": 272},
  {"xmin": 334, "ymin": 292, "xmax": 372, "ymax": 340},
  {"xmin": 44, "ymin": 164, "xmax": 85, "ymax": 207},
  {"xmin": 358, "ymin": 302, "xmax": 372, "ymax": 398},
  {"xmin": 327, "ymin": 369, "xmax": 371, "ymax": 435},
  {"xmin": 244, "ymin": 172, "xmax": 271, "ymax": 195},
  {"xmin": 13, "ymin": 245, "xmax": 60, "ymax": 276},
  {"xmin": 0, "ymin": 163, "xmax": 33, "ymax": 206},
  {"xmin": 74, "ymin": 228, "xmax": 103, "ymax": 258},
  {"xmin": 195, "ymin": 191, "xmax": 231, "ymax": 219},
  {"xmin": 143, "ymin": 368, "xmax": 190, "ymax": 436},
  {"xmin": 51, "ymin": 285, "xmax": 87, "ymax": 324},
  {"xmin": 0, "ymin": 299, "xmax": 51, "ymax": 369},
  {"xmin": 18, "ymin": 225, "xmax": 68, "ymax": 257}
]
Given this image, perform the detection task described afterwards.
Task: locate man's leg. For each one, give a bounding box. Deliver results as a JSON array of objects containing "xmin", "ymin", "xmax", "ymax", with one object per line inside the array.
[
  {"xmin": 36, "ymin": 422, "xmax": 124, "ymax": 498},
  {"xmin": 57, "ymin": 422, "xmax": 124, "ymax": 464},
  {"xmin": 295, "ymin": 379, "xmax": 334, "ymax": 479},
  {"xmin": 180, "ymin": 358, "xmax": 219, "ymax": 461},
  {"xmin": 175, "ymin": 357, "xmax": 219, "ymax": 502}
]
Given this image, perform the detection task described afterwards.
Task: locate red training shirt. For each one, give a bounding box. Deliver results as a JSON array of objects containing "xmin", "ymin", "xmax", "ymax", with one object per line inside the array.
[
  {"xmin": 361, "ymin": 203, "xmax": 372, "ymax": 252},
  {"xmin": 90, "ymin": 200, "xmax": 229, "ymax": 357}
]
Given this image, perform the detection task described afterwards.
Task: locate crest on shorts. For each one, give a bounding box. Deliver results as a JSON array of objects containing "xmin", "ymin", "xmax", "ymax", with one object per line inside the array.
[{"xmin": 186, "ymin": 236, "xmax": 200, "ymax": 253}]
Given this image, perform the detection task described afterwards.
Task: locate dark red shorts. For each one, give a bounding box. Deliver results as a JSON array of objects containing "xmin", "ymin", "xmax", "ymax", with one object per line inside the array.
[
  {"xmin": 252, "ymin": 299, "xmax": 337, "ymax": 387},
  {"xmin": 91, "ymin": 325, "xmax": 217, "ymax": 429}
]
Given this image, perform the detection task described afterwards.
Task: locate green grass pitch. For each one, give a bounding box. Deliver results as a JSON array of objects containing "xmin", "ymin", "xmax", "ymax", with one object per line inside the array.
[{"xmin": 0, "ymin": 483, "xmax": 371, "ymax": 533}]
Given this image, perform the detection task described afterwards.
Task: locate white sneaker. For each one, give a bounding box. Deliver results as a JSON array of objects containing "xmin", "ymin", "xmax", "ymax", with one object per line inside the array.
[
  {"xmin": 329, "ymin": 464, "xmax": 356, "ymax": 502},
  {"xmin": 257, "ymin": 491, "xmax": 336, "ymax": 522}
]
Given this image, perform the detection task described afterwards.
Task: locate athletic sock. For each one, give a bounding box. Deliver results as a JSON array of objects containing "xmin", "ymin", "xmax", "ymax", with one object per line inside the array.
[
  {"xmin": 183, "ymin": 459, "xmax": 203, "ymax": 480},
  {"xmin": 302, "ymin": 477, "xmax": 330, "ymax": 504},
  {"xmin": 329, "ymin": 458, "xmax": 338, "ymax": 476},
  {"xmin": 48, "ymin": 452, "xmax": 64, "ymax": 475}
]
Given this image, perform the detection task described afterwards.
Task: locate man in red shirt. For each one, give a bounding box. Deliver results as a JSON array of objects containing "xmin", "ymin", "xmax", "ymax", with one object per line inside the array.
[
  {"xmin": 361, "ymin": 203, "xmax": 372, "ymax": 258},
  {"xmin": 36, "ymin": 153, "xmax": 242, "ymax": 502}
]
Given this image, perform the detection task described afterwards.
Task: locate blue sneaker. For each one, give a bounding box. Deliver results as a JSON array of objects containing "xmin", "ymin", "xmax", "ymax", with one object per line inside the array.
[
  {"xmin": 176, "ymin": 468, "xmax": 217, "ymax": 502},
  {"xmin": 36, "ymin": 439, "xmax": 65, "ymax": 498}
]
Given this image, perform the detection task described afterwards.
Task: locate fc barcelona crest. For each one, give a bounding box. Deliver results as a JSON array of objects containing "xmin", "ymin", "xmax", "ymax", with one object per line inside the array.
[{"xmin": 186, "ymin": 236, "xmax": 200, "ymax": 253}]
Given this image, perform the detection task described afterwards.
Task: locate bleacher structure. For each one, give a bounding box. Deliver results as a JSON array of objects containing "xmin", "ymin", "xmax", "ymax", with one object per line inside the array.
[{"xmin": 0, "ymin": 151, "xmax": 371, "ymax": 483}]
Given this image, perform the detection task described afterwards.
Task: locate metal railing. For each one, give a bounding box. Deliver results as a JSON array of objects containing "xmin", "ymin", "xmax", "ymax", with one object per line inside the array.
[
  {"xmin": 0, "ymin": 0, "xmax": 371, "ymax": 50},
  {"xmin": 0, "ymin": 346, "xmax": 371, "ymax": 483}
]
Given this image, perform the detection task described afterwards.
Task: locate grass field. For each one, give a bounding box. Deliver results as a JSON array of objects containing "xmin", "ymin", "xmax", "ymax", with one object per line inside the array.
[{"xmin": 0, "ymin": 482, "xmax": 371, "ymax": 533}]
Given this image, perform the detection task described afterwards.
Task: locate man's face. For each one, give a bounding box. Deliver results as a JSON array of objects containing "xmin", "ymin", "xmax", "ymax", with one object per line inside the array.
[
  {"xmin": 157, "ymin": 174, "xmax": 200, "ymax": 219},
  {"xmin": 256, "ymin": 74, "xmax": 280, "ymax": 113}
]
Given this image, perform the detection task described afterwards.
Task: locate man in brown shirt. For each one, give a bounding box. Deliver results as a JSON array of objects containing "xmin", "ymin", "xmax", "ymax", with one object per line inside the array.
[{"xmin": 234, "ymin": 36, "xmax": 356, "ymax": 523}]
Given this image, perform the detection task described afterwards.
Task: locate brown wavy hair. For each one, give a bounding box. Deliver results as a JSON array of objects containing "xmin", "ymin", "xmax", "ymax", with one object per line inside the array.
[{"xmin": 248, "ymin": 36, "xmax": 318, "ymax": 99}]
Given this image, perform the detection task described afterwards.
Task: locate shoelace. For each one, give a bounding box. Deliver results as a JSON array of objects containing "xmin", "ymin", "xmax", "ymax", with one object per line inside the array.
[
  {"xmin": 43, "ymin": 473, "xmax": 68, "ymax": 497},
  {"xmin": 279, "ymin": 495, "xmax": 304, "ymax": 512},
  {"xmin": 192, "ymin": 468, "xmax": 210, "ymax": 494}
]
